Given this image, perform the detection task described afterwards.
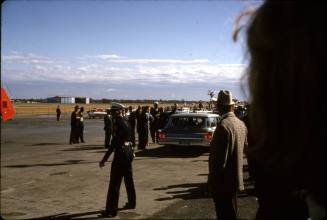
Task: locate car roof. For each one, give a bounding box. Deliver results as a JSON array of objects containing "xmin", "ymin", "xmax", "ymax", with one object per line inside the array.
[{"xmin": 171, "ymin": 113, "xmax": 219, "ymax": 118}]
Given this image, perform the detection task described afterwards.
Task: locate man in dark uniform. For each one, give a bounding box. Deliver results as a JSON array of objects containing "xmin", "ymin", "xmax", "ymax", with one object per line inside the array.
[
  {"xmin": 69, "ymin": 105, "xmax": 79, "ymax": 144},
  {"xmin": 150, "ymin": 102, "xmax": 160, "ymax": 144},
  {"xmin": 99, "ymin": 102, "xmax": 136, "ymax": 217},
  {"xmin": 104, "ymin": 108, "xmax": 113, "ymax": 149}
]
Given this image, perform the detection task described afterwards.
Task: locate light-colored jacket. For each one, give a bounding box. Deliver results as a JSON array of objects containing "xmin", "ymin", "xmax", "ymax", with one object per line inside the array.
[{"xmin": 208, "ymin": 111, "xmax": 248, "ymax": 193}]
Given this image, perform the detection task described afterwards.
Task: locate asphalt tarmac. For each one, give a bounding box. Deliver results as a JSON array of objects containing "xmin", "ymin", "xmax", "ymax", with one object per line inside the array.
[{"xmin": 1, "ymin": 114, "xmax": 258, "ymax": 219}]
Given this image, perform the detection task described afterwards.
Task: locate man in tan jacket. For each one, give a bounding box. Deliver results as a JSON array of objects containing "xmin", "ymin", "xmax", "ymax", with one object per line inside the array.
[{"xmin": 208, "ymin": 90, "xmax": 248, "ymax": 220}]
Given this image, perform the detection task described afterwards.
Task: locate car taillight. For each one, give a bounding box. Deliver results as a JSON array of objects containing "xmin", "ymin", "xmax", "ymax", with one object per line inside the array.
[
  {"xmin": 159, "ymin": 132, "xmax": 166, "ymax": 140},
  {"xmin": 203, "ymin": 132, "xmax": 213, "ymax": 141}
]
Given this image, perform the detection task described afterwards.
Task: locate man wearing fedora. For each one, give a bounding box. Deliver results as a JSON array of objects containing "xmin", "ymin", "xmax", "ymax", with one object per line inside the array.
[
  {"xmin": 99, "ymin": 102, "xmax": 136, "ymax": 217},
  {"xmin": 208, "ymin": 90, "xmax": 248, "ymax": 220}
]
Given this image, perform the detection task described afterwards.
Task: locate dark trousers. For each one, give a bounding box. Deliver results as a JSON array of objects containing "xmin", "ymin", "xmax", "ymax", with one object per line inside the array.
[
  {"xmin": 106, "ymin": 156, "xmax": 136, "ymax": 214},
  {"xmin": 150, "ymin": 124, "xmax": 158, "ymax": 143},
  {"xmin": 130, "ymin": 125, "xmax": 135, "ymax": 147},
  {"xmin": 79, "ymin": 124, "xmax": 85, "ymax": 142},
  {"xmin": 56, "ymin": 114, "xmax": 60, "ymax": 121},
  {"xmin": 213, "ymin": 192, "xmax": 237, "ymax": 220},
  {"xmin": 104, "ymin": 130, "xmax": 111, "ymax": 148},
  {"xmin": 69, "ymin": 126, "xmax": 79, "ymax": 144},
  {"xmin": 138, "ymin": 128, "xmax": 148, "ymax": 149}
]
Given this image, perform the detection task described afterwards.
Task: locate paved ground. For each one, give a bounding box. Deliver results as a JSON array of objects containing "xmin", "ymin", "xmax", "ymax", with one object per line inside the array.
[{"xmin": 1, "ymin": 115, "xmax": 258, "ymax": 219}]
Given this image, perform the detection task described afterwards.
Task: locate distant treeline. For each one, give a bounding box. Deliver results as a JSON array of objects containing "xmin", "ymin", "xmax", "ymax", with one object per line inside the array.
[
  {"xmin": 92, "ymin": 98, "xmax": 198, "ymax": 104},
  {"xmin": 13, "ymin": 98, "xmax": 202, "ymax": 104}
]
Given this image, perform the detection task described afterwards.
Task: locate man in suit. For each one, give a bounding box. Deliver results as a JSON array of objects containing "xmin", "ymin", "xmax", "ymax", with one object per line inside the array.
[
  {"xmin": 208, "ymin": 90, "xmax": 248, "ymax": 220},
  {"xmin": 150, "ymin": 102, "xmax": 159, "ymax": 144},
  {"xmin": 56, "ymin": 105, "xmax": 61, "ymax": 121},
  {"xmin": 69, "ymin": 105, "xmax": 79, "ymax": 144}
]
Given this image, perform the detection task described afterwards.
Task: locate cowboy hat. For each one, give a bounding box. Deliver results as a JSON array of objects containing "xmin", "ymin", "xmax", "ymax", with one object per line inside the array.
[{"xmin": 217, "ymin": 90, "xmax": 235, "ymax": 106}]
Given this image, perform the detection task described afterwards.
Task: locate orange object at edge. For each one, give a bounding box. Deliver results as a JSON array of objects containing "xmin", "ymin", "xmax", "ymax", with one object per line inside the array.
[{"xmin": 1, "ymin": 88, "xmax": 15, "ymax": 121}]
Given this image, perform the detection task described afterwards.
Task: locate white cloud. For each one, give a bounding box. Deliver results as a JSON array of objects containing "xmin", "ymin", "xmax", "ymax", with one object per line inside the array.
[
  {"xmin": 106, "ymin": 88, "xmax": 116, "ymax": 92},
  {"xmin": 2, "ymin": 52, "xmax": 246, "ymax": 85},
  {"xmin": 77, "ymin": 54, "xmax": 124, "ymax": 60},
  {"xmin": 106, "ymin": 58, "xmax": 209, "ymax": 64},
  {"xmin": 96, "ymin": 54, "xmax": 123, "ymax": 59},
  {"xmin": 2, "ymin": 52, "xmax": 54, "ymax": 64}
]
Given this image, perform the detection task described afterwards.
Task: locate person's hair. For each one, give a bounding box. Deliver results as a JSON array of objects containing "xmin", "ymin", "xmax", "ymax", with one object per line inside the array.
[{"xmin": 246, "ymin": 1, "xmax": 326, "ymax": 202}]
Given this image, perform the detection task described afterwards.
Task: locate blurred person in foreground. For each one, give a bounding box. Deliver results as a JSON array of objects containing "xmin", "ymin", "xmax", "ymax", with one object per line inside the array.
[
  {"xmin": 236, "ymin": 1, "xmax": 326, "ymax": 219},
  {"xmin": 208, "ymin": 90, "xmax": 248, "ymax": 220},
  {"xmin": 99, "ymin": 102, "xmax": 136, "ymax": 217}
]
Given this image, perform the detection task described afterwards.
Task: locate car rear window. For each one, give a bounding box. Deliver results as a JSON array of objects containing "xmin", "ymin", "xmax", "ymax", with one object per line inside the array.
[
  {"xmin": 169, "ymin": 117, "xmax": 206, "ymax": 128},
  {"xmin": 207, "ymin": 117, "xmax": 218, "ymax": 127}
]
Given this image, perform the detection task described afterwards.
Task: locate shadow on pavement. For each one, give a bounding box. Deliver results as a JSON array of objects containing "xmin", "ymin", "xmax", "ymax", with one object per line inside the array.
[
  {"xmin": 5, "ymin": 160, "xmax": 96, "ymax": 168},
  {"xmin": 24, "ymin": 210, "xmax": 103, "ymax": 220},
  {"xmin": 153, "ymin": 182, "xmax": 210, "ymax": 201},
  {"xmin": 25, "ymin": 143, "xmax": 62, "ymax": 146},
  {"xmin": 135, "ymin": 145, "xmax": 209, "ymax": 158},
  {"xmin": 61, "ymin": 145, "xmax": 105, "ymax": 151}
]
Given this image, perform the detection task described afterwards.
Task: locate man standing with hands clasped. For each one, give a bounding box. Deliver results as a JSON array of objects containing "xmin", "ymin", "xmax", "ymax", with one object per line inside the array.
[
  {"xmin": 99, "ymin": 102, "xmax": 136, "ymax": 218},
  {"xmin": 208, "ymin": 90, "xmax": 248, "ymax": 220}
]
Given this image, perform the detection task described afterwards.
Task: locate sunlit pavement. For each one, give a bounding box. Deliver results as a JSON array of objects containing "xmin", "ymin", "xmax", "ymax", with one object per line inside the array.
[{"xmin": 1, "ymin": 116, "xmax": 258, "ymax": 219}]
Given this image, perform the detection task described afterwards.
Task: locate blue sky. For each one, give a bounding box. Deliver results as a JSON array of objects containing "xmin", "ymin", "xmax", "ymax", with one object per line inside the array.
[{"xmin": 1, "ymin": 0, "xmax": 260, "ymax": 101}]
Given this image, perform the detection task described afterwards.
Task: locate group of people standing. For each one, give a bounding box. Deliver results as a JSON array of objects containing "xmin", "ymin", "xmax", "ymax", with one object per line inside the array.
[
  {"xmin": 104, "ymin": 102, "xmax": 172, "ymax": 151},
  {"xmin": 69, "ymin": 105, "xmax": 85, "ymax": 144},
  {"xmin": 66, "ymin": 1, "xmax": 327, "ymax": 219}
]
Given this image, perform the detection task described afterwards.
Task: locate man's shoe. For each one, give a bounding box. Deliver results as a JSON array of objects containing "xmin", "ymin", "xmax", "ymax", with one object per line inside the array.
[{"xmin": 123, "ymin": 202, "xmax": 136, "ymax": 209}]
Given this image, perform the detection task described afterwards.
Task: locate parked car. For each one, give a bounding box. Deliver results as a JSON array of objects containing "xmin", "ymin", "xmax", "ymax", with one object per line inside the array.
[
  {"xmin": 87, "ymin": 108, "xmax": 107, "ymax": 119},
  {"xmin": 157, "ymin": 112, "xmax": 219, "ymax": 147}
]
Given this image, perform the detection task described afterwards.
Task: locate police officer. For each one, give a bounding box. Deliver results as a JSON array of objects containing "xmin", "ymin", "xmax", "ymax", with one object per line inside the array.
[
  {"xmin": 104, "ymin": 108, "xmax": 113, "ymax": 149},
  {"xmin": 99, "ymin": 102, "xmax": 136, "ymax": 217}
]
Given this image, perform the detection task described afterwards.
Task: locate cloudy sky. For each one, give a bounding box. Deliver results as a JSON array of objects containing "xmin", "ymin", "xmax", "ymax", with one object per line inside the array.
[{"xmin": 1, "ymin": 1, "xmax": 259, "ymax": 101}]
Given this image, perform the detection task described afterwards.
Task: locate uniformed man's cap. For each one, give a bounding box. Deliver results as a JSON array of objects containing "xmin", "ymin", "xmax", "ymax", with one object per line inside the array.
[{"xmin": 111, "ymin": 102, "xmax": 125, "ymax": 110}]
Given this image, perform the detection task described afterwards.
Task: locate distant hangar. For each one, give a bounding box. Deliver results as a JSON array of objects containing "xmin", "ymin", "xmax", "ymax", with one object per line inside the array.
[{"xmin": 47, "ymin": 96, "xmax": 90, "ymax": 104}]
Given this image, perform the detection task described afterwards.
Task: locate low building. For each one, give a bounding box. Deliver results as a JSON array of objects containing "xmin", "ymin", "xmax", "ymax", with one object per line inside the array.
[{"xmin": 47, "ymin": 96, "xmax": 89, "ymax": 104}]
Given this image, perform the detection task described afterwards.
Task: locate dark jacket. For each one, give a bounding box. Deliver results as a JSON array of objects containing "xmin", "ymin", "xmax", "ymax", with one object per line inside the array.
[{"xmin": 110, "ymin": 116, "xmax": 131, "ymax": 150}]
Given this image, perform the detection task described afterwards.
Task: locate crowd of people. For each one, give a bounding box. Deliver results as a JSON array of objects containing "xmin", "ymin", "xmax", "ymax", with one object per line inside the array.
[{"xmin": 64, "ymin": 1, "xmax": 326, "ymax": 219}]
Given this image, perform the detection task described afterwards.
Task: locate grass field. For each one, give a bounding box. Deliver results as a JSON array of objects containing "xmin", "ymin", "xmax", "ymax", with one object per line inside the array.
[{"xmin": 12, "ymin": 102, "xmax": 199, "ymax": 115}]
